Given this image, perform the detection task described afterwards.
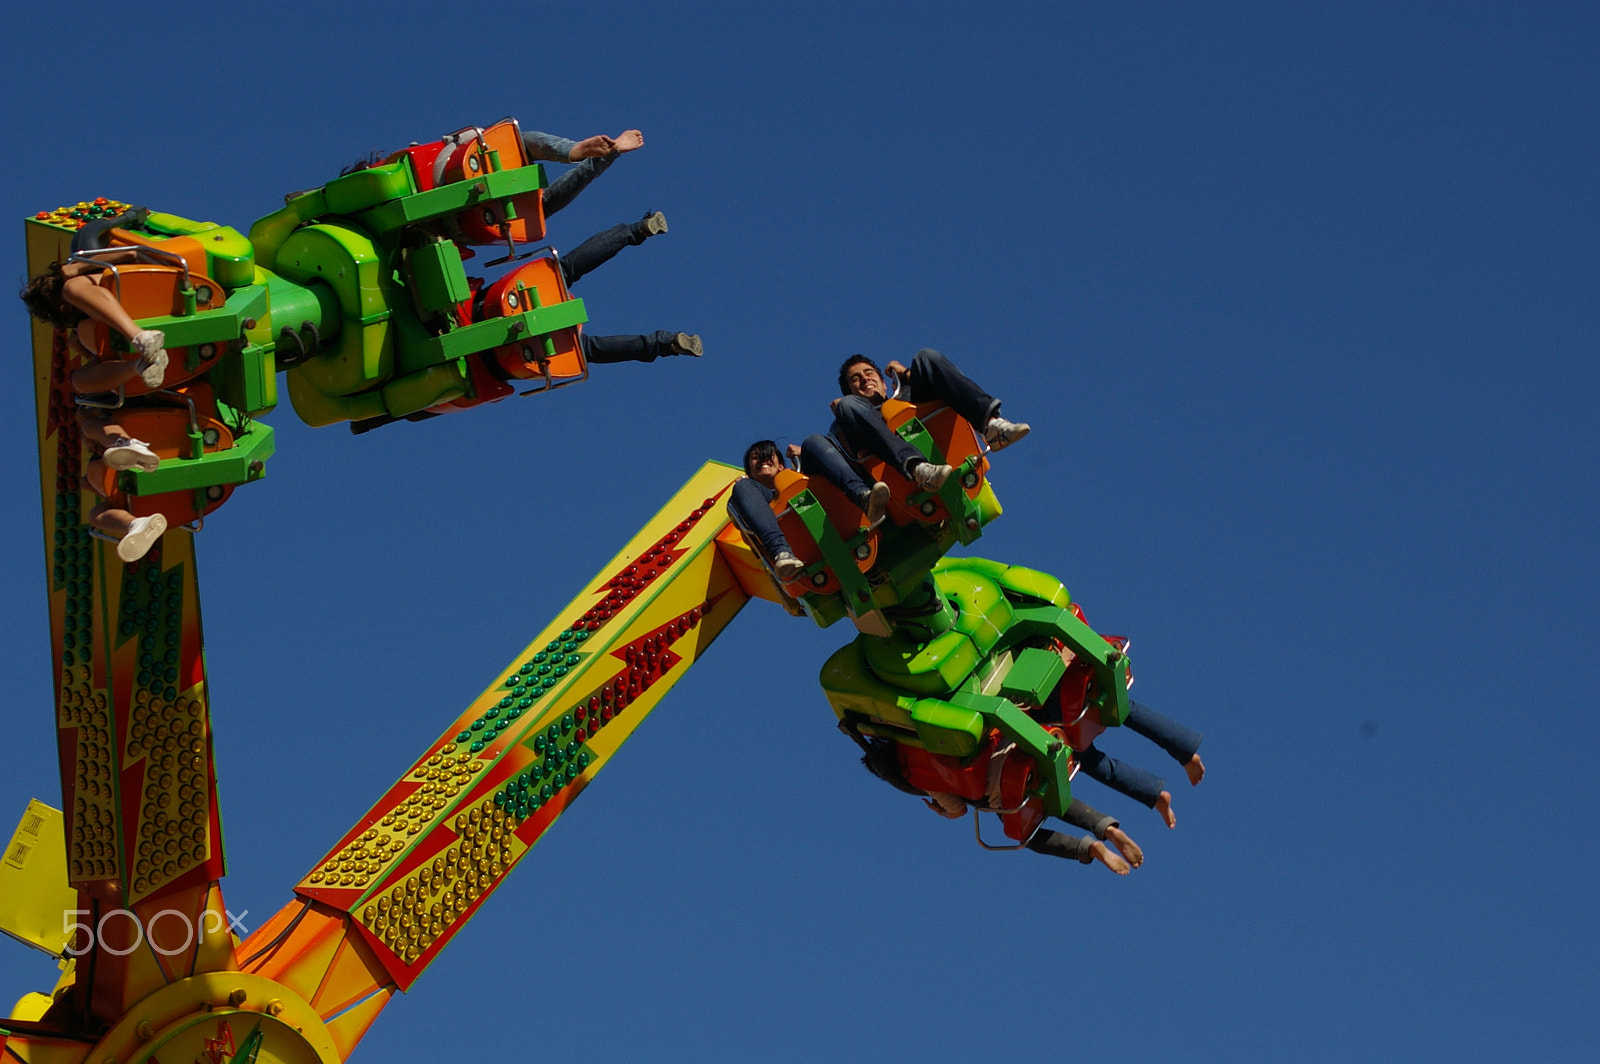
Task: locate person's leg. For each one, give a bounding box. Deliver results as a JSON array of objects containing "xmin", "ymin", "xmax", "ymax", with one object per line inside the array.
[
  {"xmin": 832, "ymin": 396, "xmax": 927, "ymax": 477},
  {"xmin": 561, "ymin": 213, "xmax": 665, "ymax": 288},
  {"xmin": 1125, "ymin": 701, "xmax": 1205, "ymax": 781},
  {"xmin": 70, "ymin": 357, "xmax": 141, "ymax": 394},
  {"xmin": 580, "ymin": 331, "xmax": 700, "ymax": 364},
  {"xmin": 727, "ymin": 479, "xmax": 791, "ymax": 561},
  {"xmin": 798, "ymin": 435, "xmax": 871, "ymax": 499},
  {"xmin": 542, "ymin": 156, "xmax": 614, "ymax": 218},
  {"xmin": 800, "ymin": 435, "xmax": 890, "ymax": 523},
  {"xmin": 62, "ymin": 276, "xmax": 151, "ymax": 347},
  {"xmin": 1024, "ymin": 829, "xmax": 1130, "ymax": 874},
  {"xmin": 80, "ymin": 415, "xmax": 159, "ymax": 472},
  {"xmin": 1060, "ymin": 797, "xmax": 1119, "ymax": 840},
  {"xmin": 1074, "ymin": 744, "xmax": 1168, "ymax": 809},
  {"xmin": 906, "ymin": 348, "xmax": 1000, "ymax": 429}
]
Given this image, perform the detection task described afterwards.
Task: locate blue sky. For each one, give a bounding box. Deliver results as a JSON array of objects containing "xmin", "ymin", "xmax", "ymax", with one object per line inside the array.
[{"xmin": 3, "ymin": 3, "xmax": 1596, "ymax": 1060}]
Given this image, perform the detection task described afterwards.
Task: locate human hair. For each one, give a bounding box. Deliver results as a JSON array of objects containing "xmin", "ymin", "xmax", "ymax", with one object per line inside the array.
[
  {"xmin": 339, "ymin": 150, "xmax": 387, "ymax": 176},
  {"xmin": 742, "ymin": 439, "xmax": 780, "ymax": 477},
  {"xmin": 19, "ymin": 264, "xmax": 80, "ymax": 330},
  {"xmin": 837, "ymin": 354, "xmax": 878, "ymax": 395}
]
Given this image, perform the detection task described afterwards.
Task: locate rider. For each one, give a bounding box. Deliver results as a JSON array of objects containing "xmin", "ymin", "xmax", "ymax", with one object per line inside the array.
[
  {"xmin": 831, "ymin": 349, "xmax": 1030, "ymax": 490},
  {"xmin": 728, "ymin": 438, "xmax": 891, "ymax": 581}
]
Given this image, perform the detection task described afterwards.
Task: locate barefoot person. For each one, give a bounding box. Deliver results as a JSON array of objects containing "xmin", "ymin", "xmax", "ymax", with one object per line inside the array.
[{"xmin": 1070, "ymin": 701, "xmax": 1206, "ymax": 829}]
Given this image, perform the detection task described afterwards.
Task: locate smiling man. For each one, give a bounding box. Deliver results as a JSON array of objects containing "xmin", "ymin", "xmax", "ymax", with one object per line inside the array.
[{"xmin": 830, "ymin": 349, "xmax": 1029, "ymax": 490}]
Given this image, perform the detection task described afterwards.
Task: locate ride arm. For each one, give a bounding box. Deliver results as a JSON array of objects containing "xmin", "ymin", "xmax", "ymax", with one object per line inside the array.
[{"xmin": 238, "ymin": 462, "xmax": 751, "ymax": 1056}]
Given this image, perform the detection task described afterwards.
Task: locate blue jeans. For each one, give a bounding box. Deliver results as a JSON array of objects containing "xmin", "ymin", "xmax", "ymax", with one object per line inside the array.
[
  {"xmin": 797, "ymin": 435, "xmax": 873, "ymax": 503},
  {"xmin": 581, "ymin": 331, "xmax": 683, "ymax": 364},
  {"xmin": 1074, "ymin": 701, "xmax": 1204, "ymax": 808},
  {"xmin": 726, "ymin": 437, "xmax": 878, "ymax": 561},
  {"xmin": 728, "ymin": 478, "xmax": 787, "ymax": 560},
  {"xmin": 520, "ymin": 130, "xmax": 614, "ymax": 218},
  {"xmin": 831, "ymin": 348, "xmax": 1000, "ymax": 475},
  {"xmin": 561, "ymin": 217, "xmax": 651, "ymax": 289}
]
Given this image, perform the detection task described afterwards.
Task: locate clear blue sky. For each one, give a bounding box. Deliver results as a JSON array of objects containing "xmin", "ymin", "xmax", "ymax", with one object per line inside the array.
[{"xmin": 3, "ymin": 3, "xmax": 1596, "ymax": 1061}]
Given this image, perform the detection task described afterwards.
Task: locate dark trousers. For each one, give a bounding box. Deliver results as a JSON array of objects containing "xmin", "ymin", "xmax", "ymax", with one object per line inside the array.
[
  {"xmin": 726, "ymin": 437, "xmax": 875, "ymax": 562},
  {"xmin": 542, "ymin": 155, "xmax": 613, "ymax": 218},
  {"xmin": 1024, "ymin": 798, "xmax": 1120, "ymax": 863},
  {"xmin": 831, "ymin": 349, "xmax": 1000, "ymax": 475},
  {"xmin": 581, "ymin": 331, "xmax": 682, "ymax": 365},
  {"xmin": 561, "ymin": 218, "xmax": 650, "ymax": 289},
  {"xmin": 728, "ymin": 479, "xmax": 786, "ymax": 560},
  {"xmin": 1075, "ymin": 701, "xmax": 1204, "ymax": 808}
]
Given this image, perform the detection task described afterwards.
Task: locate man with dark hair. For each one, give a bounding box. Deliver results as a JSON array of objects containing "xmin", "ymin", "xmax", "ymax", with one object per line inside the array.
[
  {"xmin": 727, "ymin": 437, "xmax": 891, "ymax": 581},
  {"xmin": 832, "ymin": 349, "xmax": 1029, "ymax": 490}
]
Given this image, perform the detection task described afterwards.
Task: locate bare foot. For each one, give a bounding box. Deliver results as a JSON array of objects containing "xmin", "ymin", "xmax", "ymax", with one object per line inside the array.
[
  {"xmin": 1105, "ymin": 825, "xmax": 1143, "ymax": 868},
  {"xmin": 1155, "ymin": 791, "xmax": 1177, "ymax": 829},
  {"xmin": 1088, "ymin": 840, "xmax": 1130, "ymax": 875},
  {"xmin": 568, "ymin": 134, "xmax": 616, "ymax": 160},
  {"xmin": 611, "ymin": 129, "xmax": 644, "ymax": 153},
  {"xmin": 1185, "ymin": 752, "xmax": 1205, "ymax": 786}
]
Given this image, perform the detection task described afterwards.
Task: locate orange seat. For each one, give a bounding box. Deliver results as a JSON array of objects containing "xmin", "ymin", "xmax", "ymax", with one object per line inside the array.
[
  {"xmin": 439, "ymin": 120, "xmax": 547, "ymax": 246},
  {"xmin": 1045, "ymin": 626, "xmax": 1128, "ymax": 752},
  {"xmin": 105, "ymin": 229, "xmax": 209, "ymax": 282},
  {"xmin": 81, "ymin": 264, "xmax": 226, "ymax": 394},
  {"xmin": 764, "ymin": 469, "xmax": 879, "ymax": 596},
  {"xmin": 86, "ymin": 386, "xmax": 237, "ymax": 527},
  {"xmin": 849, "ymin": 398, "xmax": 989, "ymax": 526},
  {"xmin": 479, "ymin": 258, "xmax": 585, "ymax": 386}
]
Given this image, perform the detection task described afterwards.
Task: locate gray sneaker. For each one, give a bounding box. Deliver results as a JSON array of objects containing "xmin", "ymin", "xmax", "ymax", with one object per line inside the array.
[
  {"xmin": 859, "ymin": 482, "xmax": 891, "ymax": 525},
  {"xmin": 773, "ymin": 551, "xmax": 805, "ymax": 581},
  {"xmin": 984, "ymin": 416, "xmax": 1030, "ymax": 451},
  {"xmin": 135, "ymin": 348, "xmax": 168, "ymax": 389},
  {"xmin": 912, "ymin": 462, "xmax": 953, "ymax": 491},
  {"xmin": 670, "ymin": 332, "xmax": 703, "ymax": 357}
]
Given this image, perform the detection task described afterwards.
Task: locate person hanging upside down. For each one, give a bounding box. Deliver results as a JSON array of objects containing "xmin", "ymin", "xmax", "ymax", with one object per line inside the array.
[
  {"xmin": 854, "ymin": 732, "xmax": 1143, "ymax": 875},
  {"xmin": 831, "ymin": 349, "xmax": 1030, "ymax": 490},
  {"xmin": 20, "ymin": 207, "xmax": 169, "ymax": 391},
  {"xmin": 515, "ymin": 128, "xmax": 645, "ymax": 219},
  {"xmin": 1071, "ymin": 701, "xmax": 1206, "ymax": 829},
  {"xmin": 727, "ymin": 438, "xmax": 892, "ymax": 581}
]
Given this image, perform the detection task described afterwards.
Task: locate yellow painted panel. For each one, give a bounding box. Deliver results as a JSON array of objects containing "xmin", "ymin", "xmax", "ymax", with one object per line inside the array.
[{"xmin": 0, "ymin": 800, "xmax": 77, "ymax": 955}]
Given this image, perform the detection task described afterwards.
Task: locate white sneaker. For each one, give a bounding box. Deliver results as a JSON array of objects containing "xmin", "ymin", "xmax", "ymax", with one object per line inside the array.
[
  {"xmin": 117, "ymin": 513, "xmax": 167, "ymax": 563},
  {"xmin": 773, "ymin": 551, "xmax": 805, "ymax": 581},
  {"xmin": 984, "ymin": 416, "xmax": 1030, "ymax": 451},
  {"xmin": 912, "ymin": 462, "xmax": 952, "ymax": 491},
  {"xmin": 136, "ymin": 347, "xmax": 168, "ymax": 388},
  {"xmin": 860, "ymin": 482, "xmax": 891, "ymax": 525},
  {"xmin": 103, "ymin": 437, "xmax": 161, "ymax": 473}
]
